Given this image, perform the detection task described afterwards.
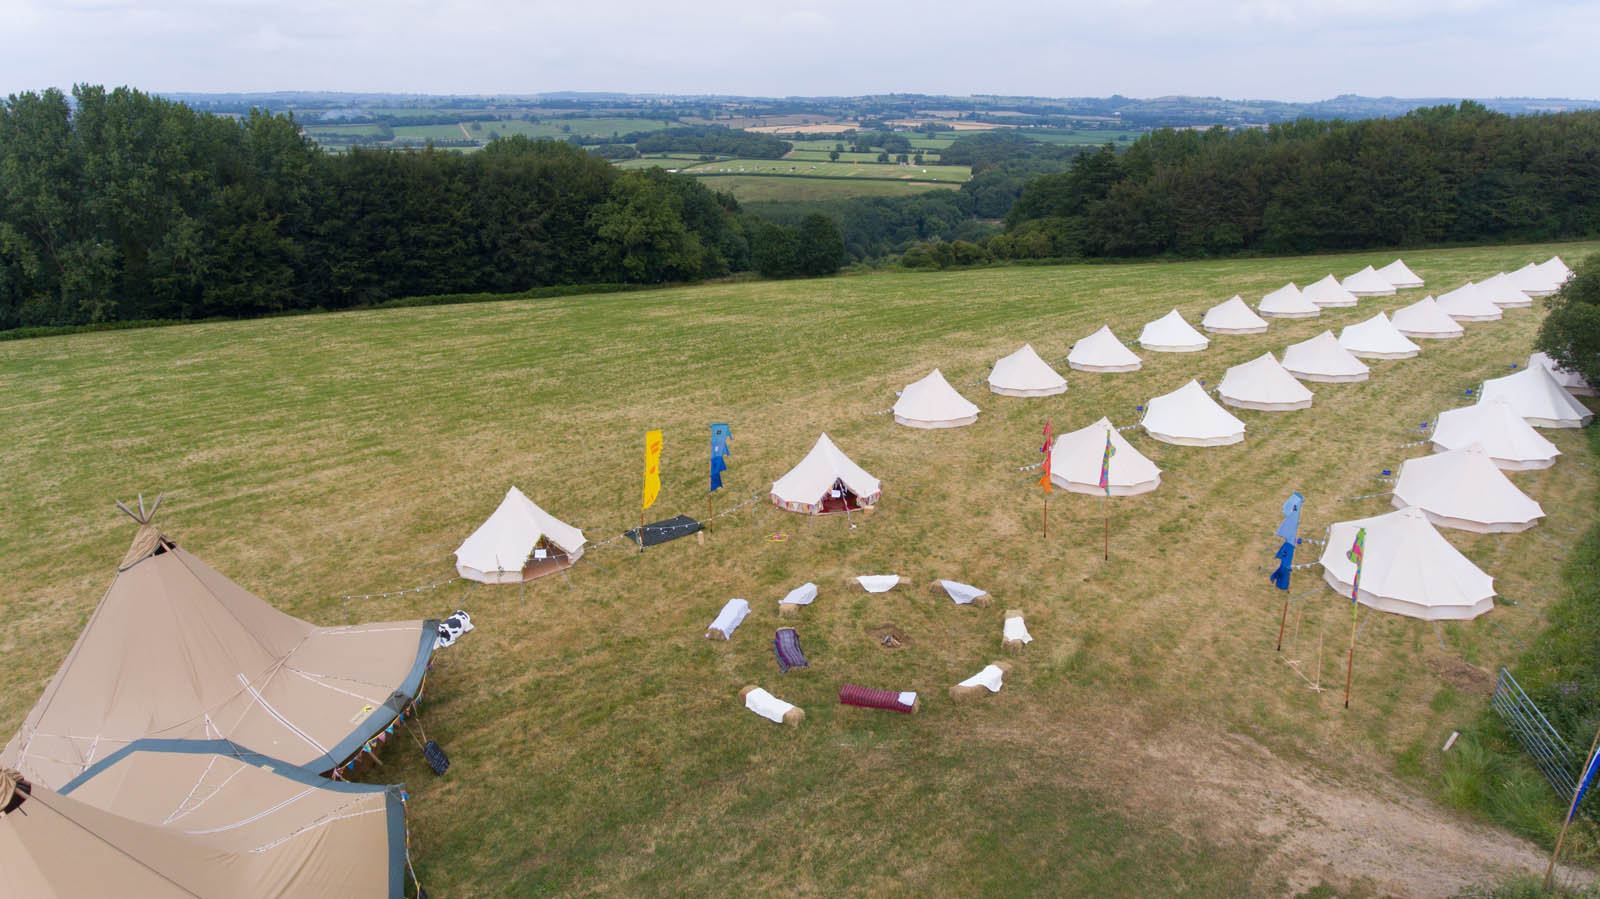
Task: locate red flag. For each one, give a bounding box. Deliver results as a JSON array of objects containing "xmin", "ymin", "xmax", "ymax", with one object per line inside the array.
[{"xmin": 1038, "ymin": 419, "xmax": 1053, "ymax": 493}]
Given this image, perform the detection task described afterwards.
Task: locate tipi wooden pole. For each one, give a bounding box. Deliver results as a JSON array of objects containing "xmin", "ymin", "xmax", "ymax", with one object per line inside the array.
[
  {"xmin": 1276, "ymin": 596, "xmax": 1289, "ymax": 651},
  {"xmin": 1545, "ymin": 725, "xmax": 1600, "ymax": 890}
]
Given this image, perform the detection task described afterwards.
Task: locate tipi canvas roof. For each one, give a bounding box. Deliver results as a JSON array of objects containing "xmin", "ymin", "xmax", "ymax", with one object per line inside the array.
[
  {"xmin": 1301, "ymin": 274, "xmax": 1359, "ymax": 307},
  {"xmin": 1138, "ymin": 309, "xmax": 1209, "ymax": 352},
  {"xmin": 1436, "ymin": 282, "xmax": 1503, "ymax": 322},
  {"xmin": 0, "ymin": 525, "xmax": 437, "ymax": 790},
  {"xmin": 988, "ymin": 344, "xmax": 1067, "ymax": 397},
  {"xmin": 1049, "ymin": 417, "xmax": 1161, "ymax": 496},
  {"xmin": 1376, "ymin": 259, "xmax": 1424, "ymax": 289},
  {"xmin": 1219, "ymin": 353, "xmax": 1314, "ymax": 411},
  {"xmin": 1392, "ymin": 444, "xmax": 1544, "ymax": 533},
  {"xmin": 894, "ymin": 368, "xmax": 980, "ymax": 428},
  {"xmin": 1540, "ymin": 256, "xmax": 1574, "ymax": 285},
  {"xmin": 770, "ymin": 433, "xmax": 882, "ymax": 512},
  {"xmin": 1432, "ymin": 398, "xmax": 1560, "ymax": 470},
  {"xmin": 1341, "ymin": 265, "xmax": 1396, "ymax": 297},
  {"xmin": 1319, "ymin": 507, "xmax": 1495, "ymax": 620},
  {"xmin": 1141, "ymin": 380, "xmax": 1246, "ymax": 446},
  {"xmin": 1281, "ymin": 331, "xmax": 1371, "ymax": 383},
  {"xmin": 1338, "ymin": 312, "xmax": 1421, "ymax": 360},
  {"xmin": 1479, "ymin": 365, "xmax": 1594, "ymax": 428},
  {"xmin": 1510, "ymin": 262, "xmax": 1560, "ymax": 297},
  {"xmin": 1529, "ymin": 352, "xmax": 1597, "ymax": 396},
  {"xmin": 1068, "ymin": 325, "xmax": 1142, "ymax": 372},
  {"xmin": 1258, "ymin": 282, "xmax": 1320, "ymax": 319},
  {"xmin": 455, "ymin": 486, "xmax": 586, "ymax": 583},
  {"xmin": 1477, "ymin": 272, "xmax": 1533, "ymax": 309},
  {"xmin": 1201, "ymin": 295, "xmax": 1269, "ymax": 335},
  {"xmin": 1391, "ymin": 296, "xmax": 1464, "ymax": 339}
]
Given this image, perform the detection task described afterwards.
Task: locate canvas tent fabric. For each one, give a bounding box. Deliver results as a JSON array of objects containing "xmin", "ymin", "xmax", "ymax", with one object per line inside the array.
[
  {"xmin": 1541, "ymin": 256, "xmax": 1574, "ymax": 286},
  {"xmin": 1529, "ymin": 352, "xmax": 1598, "ymax": 396},
  {"xmin": 1301, "ymin": 274, "xmax": 1359, "ymax": 307},
  {"xmin": 1476, "ymin": 272, "xmax": 1534, "ymax": 309},
  {"xmin": 1201, "ymin": 296, "xmax": 1269, "ymax": 335},
  {"xmin": 1377, "ymin": 259, "xmax": 1424, "ymax": 289},
  {"xmin": 893, "ymin": 368, "xmax": 980, "ymax": 428},
  {"xmin": 1281, "ymin": 331, "xmax": 1371, "ymax": 383},
  {"xmin": 1318, "ymin": 507, "xmax": 1495, "ymax": 621},
  {"xmin": 1141, "ymin": 380, "xmax": 1246, "ymax": 446},
  {"xmin": 1479, "ymin": 365, "xmax": 1595, "ymax": 428},
  {"xmin": 1, "ymin": 525, "xmax": 437, "ymax": 791},
  {"xmin": 1258, "ymin": 283, "xmax": 1321, "ymax": 319},
  {"xmin": 1391, "ymin": 296, "xmax": 1465, "ymax": 339},
  {"xmin": 1510, "ymin": 262, "xmax": 1561, "ymax": 297},
  {"xmin": 1431, "ymin": 398, "xmax": 1560, "ymax": 471},
  {"xmin": 770, "ymin": 433, "xmax": 882, "ymax": 514},
  {"xmin": 1392, "ymin": 445, "xmax": 1545, "ymax": 533},
  {"xmin": 1137, "ymin": 309, "xmax": 1210, "ymax": 352},
  {"xmin": 1050, "ymin": 417, "xmax": 1162, "ymax": 496},
  {"xmin": 988, "ymin": 344, "xmax": 1067, "ymax": 397},
  {"xmin": 1219, "ymin": 353, "xmax": 1314, "ymax": 411},
  {"xmin": 1068, "ymin": 325, "xmax": 1142, "ymax": 372},
  {"xmin": 1341, "ymin": 265, "xmax": 1397, "ymax": 297},
  {"xmin": 454, "ymin": 486, "xmax": 586, "ymax": 583},
  {"xmin": 1338, "ymin": 312, "xmax": 1421, "ymax": 360},
  {"xmin": 0, "ymin": 742, "xmax": 405, "ymax": 899},
  {"xmin": 1435, "ymin": 282, "xmax": 1503, "ymax": 322}
]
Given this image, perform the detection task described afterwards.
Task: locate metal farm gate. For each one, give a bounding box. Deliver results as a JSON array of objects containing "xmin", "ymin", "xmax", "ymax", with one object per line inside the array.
[{"xmin": 1491, "ymin": 667, "xmax": 1580, "ymax": 801}]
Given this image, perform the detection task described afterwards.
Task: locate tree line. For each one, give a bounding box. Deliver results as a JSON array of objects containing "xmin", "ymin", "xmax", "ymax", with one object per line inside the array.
[{"xmin": 0, "ymin": 86, "xmax": 840, "ymax": 329}]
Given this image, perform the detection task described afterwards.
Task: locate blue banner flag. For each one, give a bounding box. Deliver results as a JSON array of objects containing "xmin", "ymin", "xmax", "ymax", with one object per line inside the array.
[
  {"xmin": 1269, "ymin": 541, "xmax": 1295, "ymax": 591},
  {"xmin": 1275, "ymin": 491, "xmax": 1304, "ymax": 542},
  {"xmin": 1570, "ymin": 742, "xmax": 1600, "ymax": 822},
  {"xmin": 710, "ymin": 423, "xmax": 731, "ymax": 492}
]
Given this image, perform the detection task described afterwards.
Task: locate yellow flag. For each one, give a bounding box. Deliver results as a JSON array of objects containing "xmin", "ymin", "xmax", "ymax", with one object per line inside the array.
[{"xmin": 642, "ymin": 430, "xmax": 663, "ymax": 511}]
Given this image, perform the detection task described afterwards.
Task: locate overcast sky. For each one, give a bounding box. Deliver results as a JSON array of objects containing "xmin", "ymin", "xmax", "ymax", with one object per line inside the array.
[{"xmin": 3, "ymin": 0, "xmax": 1596, "ymax": 101}]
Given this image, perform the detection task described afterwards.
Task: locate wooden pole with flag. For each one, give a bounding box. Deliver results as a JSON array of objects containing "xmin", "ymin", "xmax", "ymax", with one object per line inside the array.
[
  {"xmin": 1343, "ymin": 526, "xmax": 1366, "ymax": 708},
  {"xmin": 1038, "ymin": 419, "xmax": 1053, "ymax": 539},
  {"xmin": 1099, "ymin": 428, "xmax": 1114, "ymax": 561},
  {"xmin": 1546, "ymin": 724, "xmax": 1600, "ymax": 890},
  {"xmin": 641, "ymin": 429, "xmax": 662, "ymax": 553}
]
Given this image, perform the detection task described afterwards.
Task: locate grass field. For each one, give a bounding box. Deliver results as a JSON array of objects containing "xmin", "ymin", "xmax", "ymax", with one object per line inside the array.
[
  {"xmin": 4, "ymin": 243, "xmax": 1599, "ymax": 895},
  {"xmin": 613, "ymin": 155, "xmax": 707, "ymax": 171},
  {"xmin": 1023, "ymin": 129, "xmax": 1144, "ymax": 145},
  {"xmin": 680, "ymin": 158, "xmax": 971, "ymax": 183},
  {"xmin": 693, "ymin": 175, "xmax": 960, "ymax": 202}
]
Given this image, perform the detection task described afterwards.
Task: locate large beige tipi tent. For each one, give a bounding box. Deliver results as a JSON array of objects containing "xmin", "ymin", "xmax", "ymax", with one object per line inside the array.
[
  {"xmin": 1435, "ymin": 282, "xmax": 1503, "ymax": 322},
  {"xmin": 1201, "ymin": 296, "xmax": 1269, "ymax": 335},
  {"xmin": 1342, "ymin": 265, "xmax": 1396, "ymax": 297},
  {"xmin": 894, "ymin": 368, "xmax": 980, "ymax": 428},
  {"xmin": 1141, "ymin": 380, "xmax": 1246, "ymax": 446},
  {"xmin": 1301, "ymin": 274, "xmax": 1359, "ymax": 308},
  {"xmin": 1376, "ymin": 259, "xmax": 1424, "ymax": 289},
  {"xmin": 1432, "ymin": 398, "xmax": 1560, "ymax": 471},
  {"xmin": 1068, "ymin": 325, "xmax": 1142, "ymax": 372},
  {"xmin": 1137, "ymin": 309, "xmax": 1209, "ymax": 352},
  {"xmin": 1476, "ymin": 272, "xmax": 1533, "ymax": 309},
  {"xmin": 1529, "ymin": 352, "xmax": 1597, "ymax": 396},
  {"xmin": 1338, "ymin": 312, "xmax": 1421, "ymax": 360},
  {"xmin": 1479, "ymin": 365, "xmax": 1594, "ymax": 428},
  {"xmin": 0, "ymin": 741, "xmax": 406, "ymax": 899},
  {"xmin": 1050, "ymin": 418, "xmax": 1161, "ymax": 495},
  {"xmin": 1, "ymin": 509, "xmax": 438, "ymax": 791},
  {"xmin": 1257, "ymin": 283, "xmax": 1320, "ymax": 319},
  {"xmin": 455, "ymin": 486, "xmax": 586, "ymax": 583},
  {"xmin": 1390, "ymin": 296, "xmax": 1464, "ymax": 340},
  {"xmin": 1318, "ymin": 507, "xmax": 1495, "ymax": 621},
  {"xmin": 988, "ymin": 344, "xmax": 1067, "ymax": 397},
  {"xmin": 770, "ymin": 433, "xmax": 882, "ymax": 514},
  {"xmin": 1392, "ymin": 444, "xmax": 1544, "ymax": 533},
  {"xmin": 1281, "ymin": 331, "xmax": 1371, "ymax": 383},
  {"xmin": 1218, "ymin": 353, "xmax": 1314, "ymax": 411}
]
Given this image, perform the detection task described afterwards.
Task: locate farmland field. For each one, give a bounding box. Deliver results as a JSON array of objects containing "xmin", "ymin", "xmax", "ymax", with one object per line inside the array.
[
  {"xmin": 680, "ymin": 158, "xmax": 971, "ymax": 183},
  {"xmin": 4, "ymin": 243, "xmax": 1599, "ymax": 896},
  {"xmin": 692, "ymin": 175, "xmax": 960, "ymax": 202}
]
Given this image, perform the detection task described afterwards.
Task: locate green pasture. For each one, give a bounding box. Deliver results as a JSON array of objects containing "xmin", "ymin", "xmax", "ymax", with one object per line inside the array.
[
  {"xmin": 681, "ymin": 158, "xmax": 971, "ymax": 183},
  {"xmin": 694, "ymin": 176, "xmax": 960, "ymax": 202},
  {"xmin": 4, "ymin": 242, "xmax": 1598, "ymax": 895},
  {"xmin": 1022, "ymin": 128, "xmax": 1145, "ymax": 145}
]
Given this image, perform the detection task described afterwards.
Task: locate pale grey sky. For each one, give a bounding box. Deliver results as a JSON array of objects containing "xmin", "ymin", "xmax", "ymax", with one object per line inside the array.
[{"xmin": 3, "ymin": 0, "xmax": 1596, "ymax": 100}]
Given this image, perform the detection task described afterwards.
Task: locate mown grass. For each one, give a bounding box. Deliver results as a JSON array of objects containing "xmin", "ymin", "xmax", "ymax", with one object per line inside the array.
[
  {"xmin": 695, "ymin": 176, "xmax": 959, "ymax": 202},
  {"xmin": 679, "ymin": 158, "xmax": 971, "ymax": 182},
  {"xmin": 3, "ymin": 242, "xmax": 1598, "ymax": 895}
]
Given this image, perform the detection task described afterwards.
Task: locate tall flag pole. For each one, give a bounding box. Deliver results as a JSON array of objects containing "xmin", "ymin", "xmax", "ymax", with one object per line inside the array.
[
  {"xmin": 1272, "ymin": 491, "xmax": 1305, "ymax": 651},
  {"xmin": 641, "ymin": 429, "xmax": 662, "ymax": 552},
  {"xmin": 1100, "ymin": 428, "xmax": 1115, "ymax": 560},
  {"xmin": 1547, "ymin": 724, "xmax": 1600, "ymax": 889},
  {"xmin": 709, "ymin": 423, "xmax": 730, "ymax": 533},
  {"xmin": 1343, "ymin": 526, "xmax": 1366, "ymax": 708},
  {"xmin": 1038, "ymin": 419, "xmax": 1053, "ymax": 539}
]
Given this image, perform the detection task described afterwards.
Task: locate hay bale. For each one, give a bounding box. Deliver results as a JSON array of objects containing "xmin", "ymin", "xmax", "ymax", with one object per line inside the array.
[
  {"xmin": 970, "ymin": 593, "xmax": 994, "ymax": 608},
  {"xmin": 1001, "ymin": 609, "xmax": 1030, "ymax": 651},
  {"xmin": 707, "ymin": 626, "xmax": 731, "ymax": 640},
  {"xmin": 782, "ymin": 707, "xmax": 805, "ymax": 726},
  {"xmin": 994, "ymin": 661, "xmax": 1014, "ymax": 676},
  {"xmin": 948, "ymin": 683, "xmax": 988, "ymax": 702},
  {"xmin": 739, "ymin": 685, "xmax": 759, "ymax": 701},
  {"xmin": 778, "ymin": 602, "xmax": 801, "ymax": 618}
]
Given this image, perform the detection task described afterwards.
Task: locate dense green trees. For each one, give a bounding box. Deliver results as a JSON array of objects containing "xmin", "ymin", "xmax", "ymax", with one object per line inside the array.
[
  {"xmin": 631, "ymin": 125, "xmax": 790, "ymax": 158},
  {"xmin": 1537, "ymin": 253, "xmax": 1600, "ymax": 387}
]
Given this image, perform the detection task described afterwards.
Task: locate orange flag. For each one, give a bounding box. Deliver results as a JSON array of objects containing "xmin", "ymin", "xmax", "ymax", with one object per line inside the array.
[{"xmin": 1038, "ymin": 419, "xmax": 1053, "ymax": 493}]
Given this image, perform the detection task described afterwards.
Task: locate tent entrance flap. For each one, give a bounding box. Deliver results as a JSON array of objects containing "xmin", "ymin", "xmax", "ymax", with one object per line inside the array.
[
  {"xmin": 626, "ymin": 514, "xmax": 704, "ymax": 547},
  {"xmin": 818, "ymin": 479, "xmax": 863, "ymax": 514},
  {"xmin": 519, "ymin": 536, "xmax": 575, "ymax": 581}
]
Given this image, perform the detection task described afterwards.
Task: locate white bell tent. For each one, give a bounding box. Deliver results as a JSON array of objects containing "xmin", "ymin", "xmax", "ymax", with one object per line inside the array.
[
  {"xmin": 1478, "ymin": 365, "xmax": 1594, "ymax": 428},
  {"xmin": 1137, "ymin": 309, "xmax": 1209, "ymax": 352},
  {"xmin": 455, "ymin": 486, "xmax": 587, "ymax": 583},
  {"xmin": 1068, "ymin": 325, "xmax": 1142, "ymax": 372},
  {"xmin": 1281, "ymin": 331, "xmax": 1371, "ymax": 383},
  {"xmin": 1390, "ymin": 296, "xmax": 1464, "ymax": 339},
  {"xmin": 1338, "ymin": 312, "xmax": 1421, "ymax": 360},
  {"xmin": 1218, "ymin": 353, "xmax": 1314, "ymax": 411},
  {"xmin": 1141, "ymin": 380, "xmax": 1246, "ymax": 446},
  {"xmin": 770, "ymin": 433, "xmax": 882, "ymax": 514},
  {"xmin": 1201, "ymin": 296, "xmax": 1269, "ymax": 335},
  {"xmin": 1258, "ymin": 283, "xmax": 1320, "ymax": 319},
  {"xmin": 1049, "ymin": 417, "xmax": 1161, "ymax": 496},
  {"xmin": 988, "ymin": 344, "xmax": 1068, "ymax": 397},
  {"xmin": 1431, "ymin": 398, "xmax": 1560, "ymax": 471},
  {"xmin": 1392, "ymin": 444, "xmax": 1544, "ymax": 533},
  {"xmin": 1318, "ymin": 507, "xmax": 1495, "ymax": 621},
  {"xmin": 893, "ymin": 368, "xmax": 980, "ymax": 428}
]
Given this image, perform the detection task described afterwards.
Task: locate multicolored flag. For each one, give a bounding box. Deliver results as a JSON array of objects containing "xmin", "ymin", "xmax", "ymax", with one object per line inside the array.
[
  {"xmin": 1346, "ymin": 527, "xmax": 1366, "ymax": 602},
  {"xmin": 709, "ymin": 423, "xmax": 730, "ymax": 492},
  {"xmin": 1099, "ymin": 430, "xmax": 1116, "ymax": 497},
  {"xmin": 1038, "ymin": 420, "xmax": 1053, "ymax": 493},
  {"xmin": 642, "ymin": 430, "xmax": 663, "ymax": 511}
]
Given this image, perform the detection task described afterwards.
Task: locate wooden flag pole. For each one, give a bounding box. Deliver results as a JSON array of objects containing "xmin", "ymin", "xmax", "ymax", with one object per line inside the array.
[
  {"xmin": 1102, "ymin": 495, "xmax": 1109, "ymax": 561},
  {"xmin": 639, "ymin": 509, "xmax": 645, "ymax": 553},
  {"xmin": 1546, "ymin": 724, "xmax": 1600, "ymax": 890},
  {"xmin": 1343, "ymin": 603, "xmax": 1358, "ymax": 708},
  {"xmin": 708, "ymin": 493, "xmax": 714, "ymax": 534},
  {"xmin": 1042, "ymin": 493, "xmax": 1048, "ymax": 539},
  {"xmin": 1276, "ymin": 596, "xmax": 1289, "ymax": 652}
]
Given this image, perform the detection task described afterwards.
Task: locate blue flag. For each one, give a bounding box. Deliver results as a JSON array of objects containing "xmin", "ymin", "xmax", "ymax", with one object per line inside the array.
[
  {"xmin": 1269, "ymin": 541, "xmax": 1295, "ymax": 591},
  {"xmin": 1570, "ymin": 742, "xmax": 1600, "ymax": 822},
  {"xmin": 1275, "ymin": 491, "xmax": 1304, "ymax": 542},
  {"xmin": 710, "ymin": 452, "xmax": 726, "ymax": 491},
  {"xmin": 710, "ymin": 423, "xmax": 730, "ymax": 492}
]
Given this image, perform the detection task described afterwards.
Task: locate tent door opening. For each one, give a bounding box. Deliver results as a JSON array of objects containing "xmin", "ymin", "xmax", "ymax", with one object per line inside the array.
[
  {"xmin": 518, "ymin": 537, "xmax": 574, "ymax": 581},
  {"xmin": 818, "ymin": 479, "xmax": 862, "ymax": 515}
]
